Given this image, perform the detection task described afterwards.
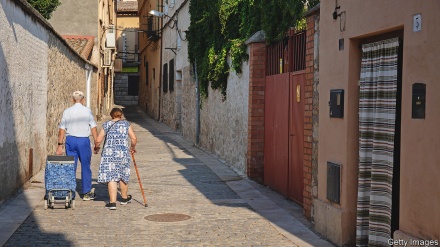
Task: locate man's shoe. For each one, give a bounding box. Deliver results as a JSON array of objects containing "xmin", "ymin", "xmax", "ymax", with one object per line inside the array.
[
  {"xmin": 83, "ymin": 192, "xmax": 95, "ymax": 201},
  {"xmin": 120, "ymin": 195, "xmax": 132, "ymax": 205},
  {"xmin": 105, "ymin": 202, "xmax": 116, "ymax": 210}
]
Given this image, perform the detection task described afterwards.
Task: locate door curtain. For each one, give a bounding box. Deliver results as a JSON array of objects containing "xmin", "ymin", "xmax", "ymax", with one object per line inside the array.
[{"xmin": 356, "ymin": 37, "xmax": 400, "ymax": 247}]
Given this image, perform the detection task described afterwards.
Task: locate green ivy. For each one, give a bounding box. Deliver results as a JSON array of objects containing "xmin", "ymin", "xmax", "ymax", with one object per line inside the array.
[
  {"xmin": 188, "ymin": 0, "xmax": 317, "ymax": 98},
  {"xmin": 27, "ymin": 0, "xmax": 61, "ymax": 19}
]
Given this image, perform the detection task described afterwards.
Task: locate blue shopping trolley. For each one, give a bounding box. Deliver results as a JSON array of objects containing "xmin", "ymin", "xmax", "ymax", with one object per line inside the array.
[{"xmin": 44, "ymin": 155, "xmax": 76, "ymax": 209}]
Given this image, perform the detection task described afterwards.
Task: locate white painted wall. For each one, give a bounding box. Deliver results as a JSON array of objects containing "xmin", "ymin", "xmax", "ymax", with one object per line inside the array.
[
  {"xmin": 0, "ymin": 0, "xmax": 49, "ymax": 199},
  {"xmin": 0, "ymin": 0, "xmax": 98, "ymax": 201}
]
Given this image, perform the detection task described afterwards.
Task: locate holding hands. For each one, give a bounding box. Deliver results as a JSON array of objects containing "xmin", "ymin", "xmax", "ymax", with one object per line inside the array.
[{"xmin": 94, "ymin": 141, "xmax": 101, "ymax": 154}]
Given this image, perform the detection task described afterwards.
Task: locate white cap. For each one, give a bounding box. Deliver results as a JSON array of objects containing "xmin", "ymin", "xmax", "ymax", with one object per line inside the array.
[{"xmin": 72, "ymin": 91, "xmax": 85, "ymax": 100}]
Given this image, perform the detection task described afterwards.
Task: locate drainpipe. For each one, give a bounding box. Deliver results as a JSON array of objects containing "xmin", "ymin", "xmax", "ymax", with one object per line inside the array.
[
  {"xmin": 158, "ymin": 3, "xmax": 163, "ymax": 122},
  {"xmin": 85, "ymin": 63, "xmax": 92, "ymax": 108},
  {"xmin": 194, "ymin": 59, "xmax": 200, "ymax": 145},
  {"xmin": 105, "ymin": 68, "xmax": 110, "ymax": 111},
  {"xmin": 158, "ymin": 38, "xmax": 163, "ymax": 121}
]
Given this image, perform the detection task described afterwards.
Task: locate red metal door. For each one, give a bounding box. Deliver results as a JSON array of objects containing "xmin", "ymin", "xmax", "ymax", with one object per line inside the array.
[
  {"xmin": 264, "ymin": 31, "xmax": 306, "ymax": 204},
  {"xmin": 264, "ymin": 74, "xmax": 290, "ymax": 195},
  {"xmin": 288, "ymin": 72, "xmax": 305, "ymax": 205}
]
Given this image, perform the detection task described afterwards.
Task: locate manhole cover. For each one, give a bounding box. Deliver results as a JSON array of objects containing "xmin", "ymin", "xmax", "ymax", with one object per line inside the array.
[{"xmin": 144, "ymin": 213, "xmax": 191, "ymax": 222}]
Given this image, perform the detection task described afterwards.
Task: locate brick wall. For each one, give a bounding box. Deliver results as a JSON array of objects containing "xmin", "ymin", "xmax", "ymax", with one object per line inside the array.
[
  {"xmin": 304, "ymin": 9, "xmax": 320, "ymax": 220},
  {"xmin": 246, "ymin": 42, "xmax": 266, "ymax": 183}
]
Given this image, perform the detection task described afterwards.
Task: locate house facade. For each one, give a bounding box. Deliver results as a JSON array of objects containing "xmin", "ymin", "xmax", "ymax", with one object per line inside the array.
[
  {"xmin": 98, "ymin": 0, "xmax": 117, "ymax": 116},
  {"xmin": 315, "ymin": 1, "xmax": 440, "ymax": 246},
  {"xmin": 135, "ymin": 1, "xmax": 440, "ymax": 246},
  {"xmin": 114, "ymin": 0, "xmax": 140, "ymax": 106},
  {"xmin": 49, "ymin": 0, "xmax": 109, "ymax": 117},
  {"xmin": 138, "ymin": 0, "xmax": 162, "ymax": 120}
]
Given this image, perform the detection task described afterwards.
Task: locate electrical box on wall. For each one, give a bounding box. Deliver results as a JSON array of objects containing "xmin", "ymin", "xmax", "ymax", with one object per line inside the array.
[
  {"xmin": 329, "ymin": 89, "xmax": 344, "ymax": 118},
  {"xmin": 105, "ymin": 25, "xmax": 116, "ymax": 48},
  {"xmin": 102, "ymin": 49, "xmax": 112, "ymax": 67},
  {"xmin": 412, "ymin": 83, "xmax": 426, "ymax": 119},
  {"xmin": 175, "ymin": 70, "xmax": 182, "ymax": 81},
  {"xmin": 413, "ymin": 14, "xmax": 422, "ymax": 32},
  {"xmin": 327, "ymin": 162, "xmax": 341, "ymax": 204}
]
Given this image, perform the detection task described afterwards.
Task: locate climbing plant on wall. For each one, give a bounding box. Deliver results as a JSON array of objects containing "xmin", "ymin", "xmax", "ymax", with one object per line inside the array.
[
  {"xmin": 187, "ymin": 0, "xmax": 316, "ymax": 98},
  {"xmin": 27, "ymin": 0, "xmax": 61, "ymax": 19}
]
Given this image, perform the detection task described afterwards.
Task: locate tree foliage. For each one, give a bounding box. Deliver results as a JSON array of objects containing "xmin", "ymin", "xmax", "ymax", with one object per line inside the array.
[
  {"xmin": 27, "ymin": 0, "xmax": 61, "ymax": 19},
  {"xmin": 188, "ymin": 0, "xmax": 316, "ymax": 98}
]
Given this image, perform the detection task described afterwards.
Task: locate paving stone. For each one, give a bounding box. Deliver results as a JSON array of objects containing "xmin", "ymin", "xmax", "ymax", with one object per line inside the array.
[{"xmin": 1, "ymin": 106, "xmax": 332, "ymax": 247}]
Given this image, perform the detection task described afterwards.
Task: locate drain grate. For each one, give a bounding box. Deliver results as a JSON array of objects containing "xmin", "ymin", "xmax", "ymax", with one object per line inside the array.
[{"xmin": 144, "ymin": 213, "xmax": 191, "ymax": 222}]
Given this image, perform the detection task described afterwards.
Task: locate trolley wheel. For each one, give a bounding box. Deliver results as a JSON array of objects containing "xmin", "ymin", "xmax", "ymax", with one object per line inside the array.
[
  {"xmin": 48, "ymin": 193, "xmax": 54, "ymax": 209},
  {"xmin": 44, "ymin": 199, "xmax": 48, "ymax": 210}
]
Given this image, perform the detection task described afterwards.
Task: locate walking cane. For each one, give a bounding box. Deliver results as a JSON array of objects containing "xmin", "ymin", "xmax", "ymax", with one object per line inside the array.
[{"xmin": 131, "ymin": 152, "xmax": 148, "ymax": 207}]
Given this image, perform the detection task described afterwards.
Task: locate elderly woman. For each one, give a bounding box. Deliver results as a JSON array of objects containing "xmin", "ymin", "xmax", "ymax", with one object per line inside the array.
[{"xmin": 94, "ymin": 108, "xmax": 137, "ymax": 210}]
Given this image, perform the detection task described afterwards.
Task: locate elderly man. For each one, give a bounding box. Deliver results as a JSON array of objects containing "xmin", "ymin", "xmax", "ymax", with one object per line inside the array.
[{"xmin": 56, "ymin": 91, "xmax": 98, "ymax": 201}]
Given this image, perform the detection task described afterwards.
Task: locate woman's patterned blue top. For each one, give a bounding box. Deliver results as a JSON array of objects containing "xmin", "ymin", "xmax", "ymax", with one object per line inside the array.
[{"xmin": 97, "ymin": 120, "xmax": 131, "ymax": 183}]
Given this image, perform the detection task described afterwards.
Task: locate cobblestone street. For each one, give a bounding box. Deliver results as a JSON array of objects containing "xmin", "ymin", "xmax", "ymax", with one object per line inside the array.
[{"xmin": 1, "ymin": 106, "xmax": 332, "ymax": 247}]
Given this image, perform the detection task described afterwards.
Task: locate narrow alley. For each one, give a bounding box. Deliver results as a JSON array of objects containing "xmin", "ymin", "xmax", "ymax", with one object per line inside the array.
[
  {"xmin": 2, "ymin": 0, "xmax": 439, "ymax": 246},
  {"xmin": 0, "ymin": 106, "xmax": 332, "ymax": 246}
]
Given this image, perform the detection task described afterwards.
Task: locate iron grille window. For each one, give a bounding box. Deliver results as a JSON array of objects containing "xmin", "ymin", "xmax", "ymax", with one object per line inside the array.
[
  {"xmin": 163, "ymin": 63, "xmax": 168, "ymax": 93},
  {"xmin": 266, "ymin": 31, "xmax": 306, "ymax": 76},
  {"xmin": 146, "ymin": 16, "xmax": 160, "ymax": 41},
  {"xmin": 169, "ymin": 59, "xmax": 174, "ymax": 92}
]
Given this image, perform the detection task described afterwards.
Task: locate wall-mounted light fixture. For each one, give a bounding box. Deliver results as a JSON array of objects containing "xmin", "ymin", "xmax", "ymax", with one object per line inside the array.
[
  {"xmin": 332, "ymin": 6, "xmax": 341, "ymax": 20},
  {"xmin": 149, "ymin": 10, "xmax": 169, "ymax": 18},
  {"xmin": 332, "ymin": 1, "xmax": 346, "ymax": 32},
  {"xmin": 149, "ymin": 10, "xmax": 177, "ymax": 26}
]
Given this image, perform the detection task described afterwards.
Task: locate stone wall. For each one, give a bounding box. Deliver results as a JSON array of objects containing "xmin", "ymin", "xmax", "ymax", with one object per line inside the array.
[
  {"xmin": 181, "ymin": 65, "xmax": 196, "ymax": 142},
  {"xmin": 0, "ymin": 0, "xmax": 98, "ymax": 202},
  {"xmin": 198, "ymin": 58, "xmax": 250, "ymax": 173},
  {"xmin": 46, "ymin": 32, "xmax": 99, "ymax": 155},
  {"xmin": 161, "ymin": 89, "xmax": 178, "ymax": 129},
  {"xmin": 165, "ymin": 57, "xmax": 249, "ymax": 174}
]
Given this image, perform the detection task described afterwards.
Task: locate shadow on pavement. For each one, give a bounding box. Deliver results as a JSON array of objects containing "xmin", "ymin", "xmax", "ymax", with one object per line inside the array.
[{"xmin": 121, "ymin": 106, "xmax": 332, "ymax": 246}]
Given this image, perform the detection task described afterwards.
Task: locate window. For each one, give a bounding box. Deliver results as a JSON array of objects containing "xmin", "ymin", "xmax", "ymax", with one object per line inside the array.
[
  {"xmin": 145, "ymin": 61, "xmax": 149, "ymax": 85},
  {"xmin": 162, "ymin": 63, "xmax": 168, "ymax": 93},
  {"xmin": 169, "ymin": 59, "xmax": 174, "ymax": 92}
]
